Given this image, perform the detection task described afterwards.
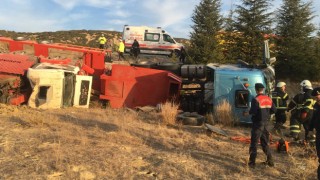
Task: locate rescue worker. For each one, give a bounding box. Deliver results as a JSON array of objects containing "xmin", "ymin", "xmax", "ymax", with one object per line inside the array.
[
  {"xmin": 309, "ymin": 87, "xmax": 320, "ymax": 180},
  {"xmin": 131, "ymin": 39, "xmax": 140, "ymax": 59},
  {"xmin": 287, "ymin": 80, "xmax": 314, "ymax": 141},
  {"xmin": 272, "ymin": 82, "xmax": 289, "ymax": 132},
  {"xmin": 118, "ymin": 39, "xmax": 125, "ymax": 60},
  {"xmin": 98, "ymin": 34, "xmax": 107, "ymax": 49},
  {"xmin": 248, "ymin": 83, "xmax": 276, "ymax": 168},
  {"xmin": 179, "ymin": 46, "xmax": 187, "ymax": 64}
]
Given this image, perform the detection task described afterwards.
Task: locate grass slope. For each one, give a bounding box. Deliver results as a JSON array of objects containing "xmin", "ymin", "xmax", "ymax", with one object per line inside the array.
[{"xmin": 0, "ymin": 102, "xmax": 317, "ymax": 179}]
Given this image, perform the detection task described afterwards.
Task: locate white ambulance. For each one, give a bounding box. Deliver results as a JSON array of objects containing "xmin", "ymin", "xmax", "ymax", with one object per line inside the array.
[{"xmin": 122, "ymin": 25, "xmax": 183, "ymax": 56}]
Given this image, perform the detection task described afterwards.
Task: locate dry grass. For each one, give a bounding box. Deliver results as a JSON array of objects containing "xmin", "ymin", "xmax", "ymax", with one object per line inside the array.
[
  {"xmin": 214, "ymin": 99, "xmax": 236, "ymax": 126},
  {"xmin": 160, "ymin": 101, "xmax": 179, "ymax": 126},
  {"xmin": 0, "ymin": 103, "xmax": 318, "ymax": 179}
]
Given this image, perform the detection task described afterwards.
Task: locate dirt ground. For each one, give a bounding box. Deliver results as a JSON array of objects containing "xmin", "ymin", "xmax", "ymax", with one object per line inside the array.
[
  {"xmin": 0, "ymin": 97, "xmax": 318, "ymax": 179},
  {"xmin": 0, "ymin": 53, "xmax": 319, "ymax": 179}
]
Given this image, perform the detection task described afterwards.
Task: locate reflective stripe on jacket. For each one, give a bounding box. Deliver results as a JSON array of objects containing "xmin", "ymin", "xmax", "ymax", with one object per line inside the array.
[{"xmin": 272, "ymin": 90, "xmax": 289, "ymax": 110}]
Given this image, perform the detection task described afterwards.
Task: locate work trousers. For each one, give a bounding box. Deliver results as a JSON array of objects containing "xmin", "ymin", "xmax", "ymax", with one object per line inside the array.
[
  {"xmin": 290, "ymin": 110, "xmax": 302, "ymax": 138},
  {"xmin": 316, "ymin": 131, "xmax": 320, "ymax": 180},
  {"xmin": 118, "ymin": 52, "xmax": 125, "ymax": 60},
  {"xmin": 132, "ymin": 48, "xmax": 139, "ymax": 59},
  {"xmin": 249, "ymin": 123, "xmax": 272, "ymax": 163},
  {"xmin": 275, "ymin": 110, "xmax": 286, "ymax": 125},
  {"xmin": 99, "ymin": 44, "xmax": 105, "ymax": 49},
  {"xmin": 290, "ymin": 116, "xmax": 310, "ymax": 140}
]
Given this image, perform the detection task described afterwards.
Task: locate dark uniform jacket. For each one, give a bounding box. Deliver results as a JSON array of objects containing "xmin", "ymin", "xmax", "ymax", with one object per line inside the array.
[
  {"xmin": 288, "ymin": 89, "xmax": 314, "ymax": 120},
  {"xmin": 249, "ymin": 94, "xmax": 277, "ymax": 125},
  {"xmin": 132, "ymin": 40, "xmax": 139, "ymax": 49},
  {"xmin": 288, "ymin": 89, "xmax": 313, "ymax": 111},
  {"xmin": 310, "ymin": 102, "xmax": 320, "ymax": 132}
]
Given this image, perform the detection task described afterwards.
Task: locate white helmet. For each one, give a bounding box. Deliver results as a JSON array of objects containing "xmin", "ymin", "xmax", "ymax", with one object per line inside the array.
[
  {"xmin": 300, "ymin": 80, "xmax": 312, "ymax": 89},
  {"xmin": 276, "ymin": 82, "xmax": 286, "ymax": 88}
]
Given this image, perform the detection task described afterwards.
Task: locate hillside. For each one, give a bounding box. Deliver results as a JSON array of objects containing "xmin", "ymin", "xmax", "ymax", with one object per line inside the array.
[{"xmin": 0, "ymin": 29, "xmax": 189, "ymax": 49}]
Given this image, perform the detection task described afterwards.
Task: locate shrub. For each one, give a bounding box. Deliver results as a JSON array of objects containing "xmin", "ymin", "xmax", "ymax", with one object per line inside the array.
[
  {"xmin": 160, "ymin": 101, "xmax": 179, "ymax": 126},
  {"xmin": 214, "ymin": 99, "xmax": 235, "ymax": 126}
]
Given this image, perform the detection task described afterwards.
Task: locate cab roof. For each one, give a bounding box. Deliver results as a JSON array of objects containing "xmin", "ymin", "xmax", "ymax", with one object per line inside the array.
[{"xmin": 206, "ymin": 63, "xmax": 265, "ymax": 76}]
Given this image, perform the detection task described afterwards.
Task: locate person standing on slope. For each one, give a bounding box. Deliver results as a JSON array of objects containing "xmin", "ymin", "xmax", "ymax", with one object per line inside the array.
[
  {"xmin": 118, "ymin": 39, "xmax": 125, "ymax": 60},
  {"xmin": 248, "ymin": 83, "xmax": 276, "ymax": 168}
]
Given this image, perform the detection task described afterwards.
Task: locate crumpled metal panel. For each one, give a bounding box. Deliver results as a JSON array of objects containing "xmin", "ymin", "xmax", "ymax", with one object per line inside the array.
[{"xmin": 0, "ymin": 54, "xmax": 35, "ymax": 75}]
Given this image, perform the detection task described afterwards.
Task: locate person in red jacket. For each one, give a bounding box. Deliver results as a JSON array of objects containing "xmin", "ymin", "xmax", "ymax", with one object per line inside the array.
[{"xmin": 248, "ymin": 83, "xmax": 277, "ymax": 168}]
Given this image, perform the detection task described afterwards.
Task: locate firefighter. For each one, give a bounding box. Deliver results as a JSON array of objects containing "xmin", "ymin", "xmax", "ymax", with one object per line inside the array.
[
  {"xmin": 287, "ymin": 80, "xmax": 314, "ymax": 141},
  {"xmin": 118, "ymin": 39, "xmax": 125, "ymax": 60},
  {"xmin": 179, "ymin": 46, "xmax": 187, "ymax": 64},
  {"xmin": 98, "ymin": 34, "xmax": 107, "ymax": 49},
  {"xmin": 272, "ymin": 82, "xmax": 289, "ymax": 132},
  {"xmin": 309, "ymin": 87, "xmax": 320, "ymax": 180},
  {"xmin": 248, "ymin": 83, "xmax": 276, "ymax": 168}
]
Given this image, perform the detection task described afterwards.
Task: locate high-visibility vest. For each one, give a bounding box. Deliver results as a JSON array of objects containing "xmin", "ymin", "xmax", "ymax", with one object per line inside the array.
[
  {"xmin": 255, "ymin": 95, "xmax": 273, "ymax": 109},
  {"xmin": 99, "ymin": 37, "xmax": 106, "ymax": 45},
  {"xmin": 118, "ymin": 42, "xmax": 125, "ymax": 52}
]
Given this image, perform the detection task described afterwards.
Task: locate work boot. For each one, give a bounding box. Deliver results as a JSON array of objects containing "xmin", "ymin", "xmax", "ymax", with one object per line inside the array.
[
  {"xmin": 248, "ymin": 152, "xmax": 256, "ymax": 169},
  {"xmin": 265, "ymin": 156, "xmax": 274, "ymax": 167},
  {"xmin": 265, "ymin": 160, "xmax": 274, "ymax": 167},
  {"xmin": 248, "ymin": 161, "xmax": 256, "ymax": 169}
]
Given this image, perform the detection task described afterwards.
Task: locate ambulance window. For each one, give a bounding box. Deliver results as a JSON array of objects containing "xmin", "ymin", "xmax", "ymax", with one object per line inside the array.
[
  {"xmin": 163, "ymin": 34, "xmax": 174, "ymax": 43},
  {"xmin": 235, "ymin": 90, "xmax": 249, "ymax": 108},
  {"xmin": 145, "ymin": 33, "xmax": 160, "ymax": 42}
]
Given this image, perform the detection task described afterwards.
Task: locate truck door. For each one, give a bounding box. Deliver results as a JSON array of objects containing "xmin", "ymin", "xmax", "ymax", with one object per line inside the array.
[
  {"xmin": 234, "ymin": 89, "xmax": 250, "ymax": 122},
  {"xmin": 73, "ymin": 75, "xmax": 92, "ymax": 108}
]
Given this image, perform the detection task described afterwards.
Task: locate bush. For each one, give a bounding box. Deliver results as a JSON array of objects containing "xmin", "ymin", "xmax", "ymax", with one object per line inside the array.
[
  {"xmin": 160, "ymin": 101, "xmax": 179, "ymax": 126},
  {"xmin": 214, "ymin": 99, "xmax": 235, "ymax": 126}
]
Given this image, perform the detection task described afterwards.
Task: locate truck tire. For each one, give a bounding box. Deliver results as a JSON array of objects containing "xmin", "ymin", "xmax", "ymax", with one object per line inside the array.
[
  {"xmin": 153, "ymin": 62, "xmax": 182, "ymax": 76},
  {"xmin": 177, "ymin": 112, "xmax": 205, "ymax": 126},
  {"xmin": 131, "ymin": 61, "xmax": 158, "ymax": 68}
]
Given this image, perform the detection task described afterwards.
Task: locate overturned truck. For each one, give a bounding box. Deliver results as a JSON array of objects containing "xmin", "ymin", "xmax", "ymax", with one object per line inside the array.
[
  {"xmin": 0, "ymin": 53, "xmax": 36, "ymax": 105},
  {"xmin": 0, "ymin": 37, "xmax": 181, "ymax": 109}
]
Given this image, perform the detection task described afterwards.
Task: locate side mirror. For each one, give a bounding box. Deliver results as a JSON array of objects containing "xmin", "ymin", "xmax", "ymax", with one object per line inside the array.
[{"xmin": 269, "ymin": 57, "xmax": 276, "ymax": 65}]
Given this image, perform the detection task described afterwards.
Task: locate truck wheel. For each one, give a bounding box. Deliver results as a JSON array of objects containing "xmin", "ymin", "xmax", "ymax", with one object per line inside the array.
[
  {"xmin": 177, "ymin": 112, "xmax": 205, "ymax": 126},
  {"xmin": 154, "ymin": 62, "xmax": 181, "ymax": 75},
  {"xmin": 131, "ymin": 61, "xmax": 158, "ymax": 68}
]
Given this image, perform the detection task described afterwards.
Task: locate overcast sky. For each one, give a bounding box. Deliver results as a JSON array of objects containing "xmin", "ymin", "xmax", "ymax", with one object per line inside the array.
[{"xmin": 0, "ymin": 0, "xmax": 319, "ymax": 39}]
